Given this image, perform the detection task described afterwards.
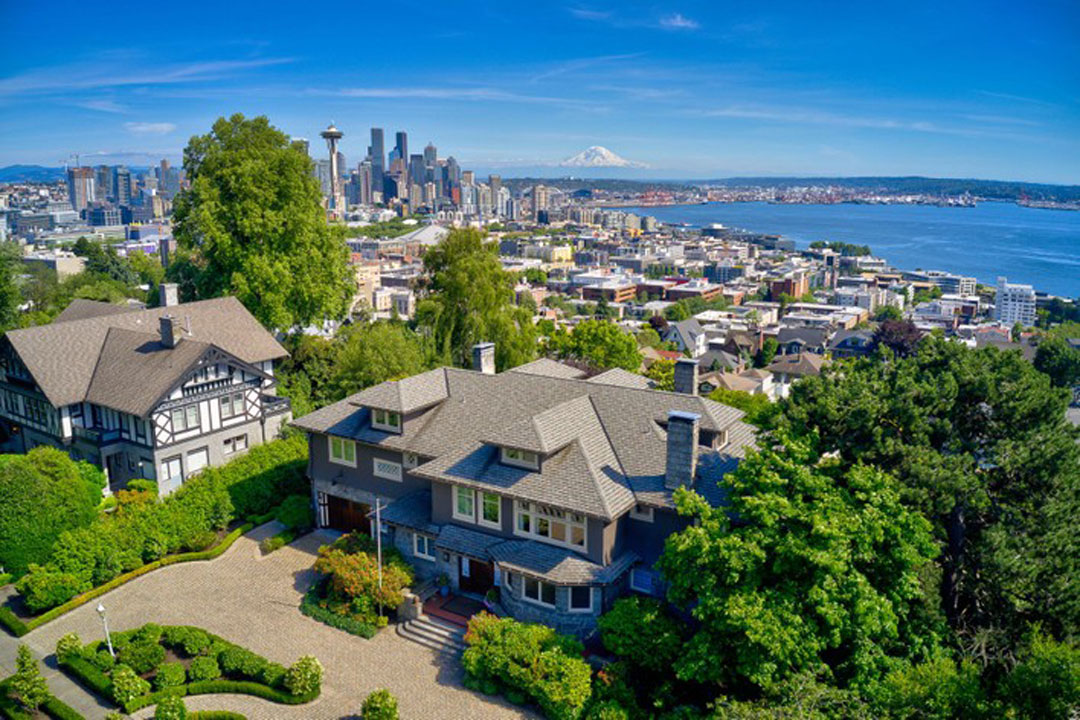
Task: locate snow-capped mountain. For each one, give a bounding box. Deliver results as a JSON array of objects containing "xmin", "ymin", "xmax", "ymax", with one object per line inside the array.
[{"xmin": 559, "ymin": 146, "xmax": 647, "ymax": 168}]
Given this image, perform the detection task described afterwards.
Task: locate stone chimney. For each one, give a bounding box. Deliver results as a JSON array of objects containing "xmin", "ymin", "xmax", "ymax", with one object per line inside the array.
[
  {"xmin": 159, "ymin": 315, "xmax": 182, "ymax": 348},
  {"xmin": 472, "ymin": 342, "xmax": 495, "ymax": 375},
  {"xmin": 160, "ymin": 282, "xmax": 179, "ymax": 308},
  {"xmin": 665, "ymin": 410, "xmax": 700, "ymax": 490},
  {"xmin": 673, "ymin": 358, "xmax": 699, "ymax": 396}
]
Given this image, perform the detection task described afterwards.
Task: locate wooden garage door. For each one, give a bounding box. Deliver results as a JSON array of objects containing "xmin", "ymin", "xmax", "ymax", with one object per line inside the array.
[{"xmin": 326, "ymin": 496, "xmax": 371, "ymax": 534}]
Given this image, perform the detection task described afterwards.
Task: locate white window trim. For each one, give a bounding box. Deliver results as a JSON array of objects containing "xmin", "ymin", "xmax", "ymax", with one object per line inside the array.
[
  {"xmin": 403, "ymin": 452, "xmax": 420, "ymax": 469},
  {"xmin": 568, "ymin": 586, "xmax": 594, "ymax": 614},
  {"xmin": 630, "ymin": 504, "xmax": 654, "ymax": 522},
  {"xmin": 373, "ymin": 457, "xmax": 403, "ymax": 482},
  {"xmin": 500, "ymin": 446, "xmax": 540, "ymax": 470},
  {"xmin": 328, "ymin": 435, "xmax": 357, "ymax": 467},
  {"xmin": 522, "ymin": 576, "xmax": 557, "ymax": 608},
  {"xmin": 371, "ymin": 408, "xmax": 402, "ymax": 433},
  {"xmin": 513, "ymin": 501, "xmax": 588, "ymax": 553},
  {"xmin": 453, "ymin": 486, "xmax": 476, "ymax": 523},
  {"xmin": 413, "ymin": 533, "xmax": 435, "ymax": 561},
  {"xmin": 478, "ymin": 491, "xmax": 502, "ymax": 529}
]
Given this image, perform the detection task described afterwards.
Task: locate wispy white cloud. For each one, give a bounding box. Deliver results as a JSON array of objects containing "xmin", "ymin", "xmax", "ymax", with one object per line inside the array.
[
  {"xmin": 529, "ymin": 53, "xmax": 644, "ymax": 83},
  {"xmin": 568, "ymin": 7, "xmax": 612, "ymax": 21},
  {"xmin": 974, "ymin": 90, "xmax": 1057, "ymax": 108},
  {"xmin": 312, "ymin": 86, "xmax": 602, "ymax": 110},
  {"xmin": 124, "ymin": 122, "xmax": 176, "ymax": 135},
  {"xmin": 659, "ymin": 13, "xmax": 699, "ymax": 30},
  {"xmin": 0, "ymin": 58, "xmax": 294, "ymax": 97},
  {"xmin": 75, "ymin": 99, "xmax": 126, "ymax": 113}
]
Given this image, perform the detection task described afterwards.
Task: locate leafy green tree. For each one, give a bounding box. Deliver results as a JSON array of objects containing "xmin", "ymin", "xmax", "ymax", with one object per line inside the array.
[
  {"xmin": 1034, "ymin": 334, "xmax": 1080, "ymax": 388},
  {"xmin": 331, "ymin": 322, "xmax": 428, "ymax": 398},
  {"xmin": 0, "ymin": 447, "xmax": 104, "ymax": 576},
  {"xmin": 522, "ymin": 268, "xmax": 548, "ymax": 286},
  {"xmin": 777, "ymin": 337, "xmax": 1080, "ymax": 650},
  {"xmin": 417, "ymin": 228, "xmax": 536, "ymax": 370},
  {"xmin": 173, "ymin": 113, "xmax": 353, "ymax": 329},
  {"xmin": 11, "ymin": 645, "xmax": 49, "ymax": 710},
  {"xmin": 1000, "ymin": 627, "xmax": 1080, "ymax": 719},
  {"xmin": 753, "ymin": 337, "xmax": 778, "ymax": 368},
  {"xmin": 544, "ymin": 319, "xmax": 641, "ymax": 371},
  {"xmin": 635, "ymin": 326, "xmax": 661, "ymax": 348},
  {"xmin": 876, "ymin": 656, "xmax": 989, "ymax": 719},
  {"xmin": 707, "ymin": 388, "xmax": 775, "ymax": 428},
  {"xmin": 0, "ymin": 242, "xmax": 22, "ymax": 331},
  {"xmin": 664, "ymin": 302, "xmax": 691, "ymax": 322},
  {"xmin": 598, "ymin": 597, "xmax": 684, "ymax": 673},
  {"xmin": 874, "ymin": 305, "xmax": 903, "ymax": 322},
  {"xmin": 644, "ymin": 358, "xmax": 675, "ymax": 391},
  {"xmin": 127, "ymin": 250, "xmax": 165, "ymax": 289},
  {"xmin": 658, "ymin": 435, "xmax": 940, "ymax": 693}
]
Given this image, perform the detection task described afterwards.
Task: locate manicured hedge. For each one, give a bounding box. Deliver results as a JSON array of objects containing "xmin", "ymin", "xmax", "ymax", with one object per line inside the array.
[
  {"xmin": 199, "ymin": 434, "xmax": 308, "ymax": 518},
  {"xmin": 190, "ymin": 713, "xmax": 247, "ymax": 720},
  {"xmin": 59, "ymin": 624, "xmax": 319, "ymax": 714},
  {"xmin": 299, "ymin": 584, "xmax": 378, "ymax": 639},
  {"xmin": 0, "ymin": 676, "xmax": 86, "ymax": 720},
  {"xmin": 0, "ymin": 524, "xmax": 253, "ymax": 638}
]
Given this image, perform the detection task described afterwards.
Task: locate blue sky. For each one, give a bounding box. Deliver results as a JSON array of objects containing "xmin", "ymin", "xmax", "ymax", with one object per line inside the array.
[{"xmin": 1, "ymin": 0, "xmax": 1078, "ymax": 182}]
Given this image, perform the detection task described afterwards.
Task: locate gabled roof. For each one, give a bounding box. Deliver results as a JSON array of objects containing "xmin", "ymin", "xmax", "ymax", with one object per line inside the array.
[
  {"xmin": 507, "ymin": 358, "xmax": 587, "ymax": 380},
  {"xmin": 586, "ymin": 368, "xmax": 652, "ymax": 390},
  {"xmin": 766, "ymin": 352, "xmax": 826, "ymax": 377},
  {"xmin": 4, "ymin": 297, "xmax": 287, "ymax": 409},
  {"xmin": 777, "ymin": 326, "xmax": 831, "ymax": 348},
  {"xmin": 53, "ymin": 299, "xmax": 141, "ymax": 324},
  {"xmin": 348, "ymin": 367, "xmax": 449, "ymax": 414}
]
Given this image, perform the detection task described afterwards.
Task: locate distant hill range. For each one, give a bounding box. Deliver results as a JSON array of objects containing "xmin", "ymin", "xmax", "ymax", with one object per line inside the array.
[
  {"xmin": 0, "ymin": 165, "xmax": 67, "ymax": 183},
  {"xmin": 502, "ymin": 175, "xmax": 1080, "ymax": 202}
]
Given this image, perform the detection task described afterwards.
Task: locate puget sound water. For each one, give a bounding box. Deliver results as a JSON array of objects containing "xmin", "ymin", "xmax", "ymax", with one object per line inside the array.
[{"xmin": 623, "ymin": 201, "xmax": 1080, "ymax": 297}]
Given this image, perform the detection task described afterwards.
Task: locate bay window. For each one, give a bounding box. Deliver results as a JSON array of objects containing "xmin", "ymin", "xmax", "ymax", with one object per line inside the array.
[
  {"xmin": 569, "ymin": 586, "xmax": 593, "ymax": 613},
  {"xmin": 523, "ymin": 577, "xmax": 557, "ymax": 608},
  {"xmin": 514, "ymin": 501, "xmax": 587, "ymax": 551}
]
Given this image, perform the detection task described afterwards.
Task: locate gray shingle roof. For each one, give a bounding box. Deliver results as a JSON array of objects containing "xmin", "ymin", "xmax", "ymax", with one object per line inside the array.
[
  {"xmin": 489, "ymin": 542, "xmax": 637, "ymax": 585},
  {"xmin": 587, "ymin": 368, "xmax": 652, "ymax": 389},
  {"xmin": 435, "ymin": 524, "xmax": 506, "ymax": 559},
  {"xmin": 294, "ymin": 366, "xmax": 754, "ymax": 517},
  {"xmin": 347, "ymin": 367, "xmax": 449, "ymax": 413},
  {"xmin": 53, "ymin": 299, "xmax": 141, "ymax": 324},
  {"xmin": 507, "ymin": 358, "xmax": 587, "ymax": 379},
  {"xmin": 376, "ymin": 491, "xmax": 439, "ymax": 535},
  {"xmin": 5, "ymin": 297, "xmax": 287, "ymax": 409}
]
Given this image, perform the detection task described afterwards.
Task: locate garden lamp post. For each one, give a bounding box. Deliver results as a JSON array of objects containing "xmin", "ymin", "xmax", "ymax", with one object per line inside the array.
[{"xmin": 96, "ymin": 603, "xmax": 114, "ymax": 657}]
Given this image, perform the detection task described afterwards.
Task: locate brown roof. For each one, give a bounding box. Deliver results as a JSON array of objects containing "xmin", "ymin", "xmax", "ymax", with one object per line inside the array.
[
  {"xmin": 53, "ymin": 299, "xmax": 142, "ymax": 324},
  {"xmin": 766, "ymin": 352, "xmax": 826, "ymax": 377},
  {"xmin": 5, "ymin": 297, "xmax": 287, "ymax": 408}
]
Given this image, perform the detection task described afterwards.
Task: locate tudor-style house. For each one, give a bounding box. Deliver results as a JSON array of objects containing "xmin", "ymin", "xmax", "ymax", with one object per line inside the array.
[
  {"xmin": 0, "ymin": 286, "xmax": 291, "ymax": 495},
  {"xmin": 293, "ymin": 346, "xmax": 756, "ymax": 636}
]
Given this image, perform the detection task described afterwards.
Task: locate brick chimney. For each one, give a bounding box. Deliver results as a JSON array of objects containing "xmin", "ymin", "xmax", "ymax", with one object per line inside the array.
[
  {"xmin": 159, "ymin": 315, "xmax": 182, "ymax": 348},
  {"xmin": 673, "ymin": 358, "xmax": 699, "ymax": 395},
  {"xmin": 665, "ymin": 410, "xmax": 700, "ymax": 490},
  {"xmin": 160, "ymin": 282, "xmax": 179, "ymax": 307},
  {"xmin": 472, "ymin": 342, "xmax": 495, "ymax": 375}
]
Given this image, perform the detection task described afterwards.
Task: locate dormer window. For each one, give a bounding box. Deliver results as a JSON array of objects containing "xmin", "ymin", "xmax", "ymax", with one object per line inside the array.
[
  {"xmin": 501, "ymin": 447, "xmax": 539, "ymax": 470},
  {"xmin": 371, "ymin": 408, "xmax": 402, "ymax": 433}
]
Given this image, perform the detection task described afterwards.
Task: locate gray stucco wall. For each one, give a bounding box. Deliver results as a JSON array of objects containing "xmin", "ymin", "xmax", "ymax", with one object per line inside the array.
[
  {"xmin": 618, "ymin": 508, "xmax": 690, "ymax": 566},
  {"xmin": 308, "ymin": 432, "xmax": 429, "ymax": 501},
  {"xmin": 154, "ymin": 416, "xmax": 268, "ymax": 495}
]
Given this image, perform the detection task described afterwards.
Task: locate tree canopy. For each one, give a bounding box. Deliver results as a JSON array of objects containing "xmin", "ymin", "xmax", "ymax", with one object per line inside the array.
[
  {"xmin": 331, "ymin": 322, "xmax": 429, "ymax": 398},
  {"xmin": 543, "ymin": 319, "xmax": 641, "ymax": 372},
  {"xmin": 416, "ymin": 228, "xmax": 536, "ymax": 371},
  {"xmin": 173, "ymin": 113, "xmax": 353, "ymax": 329}
]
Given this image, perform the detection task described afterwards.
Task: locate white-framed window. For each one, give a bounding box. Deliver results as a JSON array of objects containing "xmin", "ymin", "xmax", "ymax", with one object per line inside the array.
[
  {"xmin": 479, "ymin": 491, "xmax": 501, "ymax": 529},
  {"xmin": 171, "ymin": 405, "xmax": 200, "ymax": 432},
  {"xmin": 403, "ymin": 452, "xmax": 420, "ymax": 469},
  {"xmin": 223, "ymin": 434, "xmax": 247, "ymax": 455},
  {"xmin": 371, "ymin": 408, "xmax": 402, "ymax": 433},
  {"xmin": 329, "ymin": 436, "xmax": 356, "ymax": 466},
  {"xmin": 373, "ymin": 458, "xmax": 403, "ymax": 482},
  {"xmin": 569, "ymin": 586, "xmax": 594, "ymax": 613},
  {"xmin": 523, "ymin": 577, "xmax": 557, "ymax": 608},
  {"xmin": 187, "ymin": 447, "xmax": 209, "ymax": 475},
  {"xmin": 630, "ymin": 568, "xmax": 657, "ymax": 595},
  {"xmin": 515, "ymin": 501, "xmax": 587, "ymax": 551},
  {"xmin": 413, "ymin": 533, "xmax": 435, "ymax": 561},
  {"xmin": 630, "ymin": 504, "xmax": 654, "ymax": 522},
  {"xmin": 219, "ymin": 391, "xmax": 245, "ymax": 419},
  {"xmin": 500, "ymin": 446, "xmax": 539, "ymax": 470},
  {"xmin": 453, "ymin": 486, "xmax": 476, "ymax": 522}
]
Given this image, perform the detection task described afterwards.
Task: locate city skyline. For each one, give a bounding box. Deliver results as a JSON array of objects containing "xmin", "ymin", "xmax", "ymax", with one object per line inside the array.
[{"xmin": 0, "ymin": 1, "xmax": 1078, "ymax": 183}]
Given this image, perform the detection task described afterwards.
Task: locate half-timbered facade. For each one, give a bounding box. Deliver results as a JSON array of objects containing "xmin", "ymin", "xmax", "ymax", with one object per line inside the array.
[{"xmin": 0, "ymin": 290, "xmax": 290, "ymax": 494}]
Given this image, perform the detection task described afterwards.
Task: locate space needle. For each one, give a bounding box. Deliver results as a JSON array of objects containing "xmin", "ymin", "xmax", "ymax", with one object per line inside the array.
[{"xmin": 320, "ymin": 122, "xmax": 344, "ymax": 215}]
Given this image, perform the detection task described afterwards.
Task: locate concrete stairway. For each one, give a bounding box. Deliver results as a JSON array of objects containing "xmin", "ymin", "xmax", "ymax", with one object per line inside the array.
[{"xmin": 396, "ymin": 615, "xmax": 467, "ymax": 655}]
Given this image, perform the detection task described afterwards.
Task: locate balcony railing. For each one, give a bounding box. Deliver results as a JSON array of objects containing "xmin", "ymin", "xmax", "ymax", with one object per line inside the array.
[
  {"xmin": 262, "ymin": 394, "xmax": 291, "ymax": 416},
  {"xmin": 72, "ymin": 426, "xmax": 121, "ymax": 445}
]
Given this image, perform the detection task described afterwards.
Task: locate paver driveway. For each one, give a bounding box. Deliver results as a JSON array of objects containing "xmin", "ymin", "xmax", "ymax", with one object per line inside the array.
[{"xmin": 20, "ymin": 523, "xmax": 534, "ymax": 720}]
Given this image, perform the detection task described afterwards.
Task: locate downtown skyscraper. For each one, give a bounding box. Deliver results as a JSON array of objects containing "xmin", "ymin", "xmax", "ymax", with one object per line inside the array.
[{"xmin": 369, "ymin": 127, "xmax": 385, "ymax": 197}]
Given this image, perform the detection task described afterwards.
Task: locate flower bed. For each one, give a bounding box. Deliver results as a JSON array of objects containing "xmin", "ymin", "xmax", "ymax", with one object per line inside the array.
[
  {"xmin": 55, "ymin": 624, "xmax": 321, "ymax": 714},
  {"xmin": 300, "ymin": 532, "xmax": 412, "ymax": 638},
  {"xmin": 0, "ymin": 525, "xmax": 252, "ymax": 638}
]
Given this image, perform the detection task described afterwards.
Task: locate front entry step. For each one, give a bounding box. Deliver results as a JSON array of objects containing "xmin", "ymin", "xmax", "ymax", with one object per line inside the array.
[{"xmin": 396, "ymin": 615, "xmax": 467, "ymax": 654}]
